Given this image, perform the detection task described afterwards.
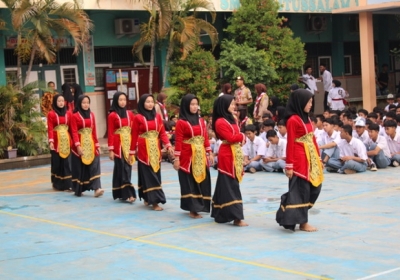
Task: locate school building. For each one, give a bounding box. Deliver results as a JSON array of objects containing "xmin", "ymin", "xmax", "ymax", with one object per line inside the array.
[{"xmin": 0, "ymin": 0, "xmax": 399, "ymax": 137}]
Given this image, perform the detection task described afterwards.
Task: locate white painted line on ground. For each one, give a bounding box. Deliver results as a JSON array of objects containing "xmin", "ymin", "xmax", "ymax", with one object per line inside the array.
[{"xmin": 356, "ymin": 267, "xmax": 400, "ymax": 280}]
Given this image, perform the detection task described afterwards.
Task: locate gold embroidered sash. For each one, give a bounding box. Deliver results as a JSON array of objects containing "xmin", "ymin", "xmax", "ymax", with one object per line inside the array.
[
  {"xmin": 116, "ymin": 126, "xmax": 135, "ymax": 165},
  {"xmin": 78, "ymin": 128, "xmax": 95, "ymax": 165},
  {"xmin": 54, "ymin": 124, "xmax": 70, "ymax": 158},
  {"xmin": 140, "ymin": 130, "xmax": 160, "ymax": 172},
  {"xmin": 184, "ymin": 136, "xmax": 206, "ymax": 183},
  {"xmin": 295, "ymin": 132, "xmax": 324, "ymax": 187},
  {"xmin": 223, "ymin": 141, "xmax": 244, "ymax": 183}
]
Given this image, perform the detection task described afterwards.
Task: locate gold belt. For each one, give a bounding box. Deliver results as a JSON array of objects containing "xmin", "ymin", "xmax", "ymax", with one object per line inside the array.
[
  {"xmin": 116, "ymin": 126, "xmax": 135, "ymax": 165},
  {"xmin": 54, "ymin": 124, "xmax": 70, "ymax": 158},
  {"xmin": 184, "ymin": 136, "xmax": 206, "ymax": 183},
  {"xmin": 295, "ymin": 132, "xmax": 324, "ymax": 186},
  {"xmin": 140, "ymin": 130, "xmax": 160, "ymax": 172},
  {"xmin": 221, "ymin": 140, "xmax": 243, "ymax": 182},
  {"xmin": 78, "ymin": 128, "xmax": 95, "ymax": 165}
]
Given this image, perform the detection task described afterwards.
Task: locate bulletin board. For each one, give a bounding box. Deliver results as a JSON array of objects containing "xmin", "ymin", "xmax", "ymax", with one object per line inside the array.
[{"xmin": 103, "ymin": 67, "xmax": 160, "ymax": 114}]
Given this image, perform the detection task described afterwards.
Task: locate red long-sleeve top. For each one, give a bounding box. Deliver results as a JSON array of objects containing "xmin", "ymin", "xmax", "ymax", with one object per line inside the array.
[
  {"xmin": 66, "ymin": 101, "xmax": 74, "ymax": 112},
  {"xmin": 70, "ymin": 112, "xmax": 100, "ymax": 157},
  {"xmin": 174, "ymin": 119, "xmax": 212, "ymax": 173},
  {"xmin": 47, "ymin": 110, "xmax": 72, "ymax": 152},
  {"xmin": 285, "ymin": 115, "xmax": 320, "ymax": 182},
  {"xmin": 215, "ymin": 118, "xmax": 245, "ymax": 179},
  {"xmin": 107, "ymin": 111, "xmax": 135, "ymax": 158},
  {"xmin": 129, "ymin": 114, "xmax": 171, "ymax": 165}
]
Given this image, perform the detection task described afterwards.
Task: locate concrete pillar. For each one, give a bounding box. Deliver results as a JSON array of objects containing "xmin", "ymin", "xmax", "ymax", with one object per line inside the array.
[{"xmin": 359, "ymin": 12, "xmax": 376, "ymax": 111}]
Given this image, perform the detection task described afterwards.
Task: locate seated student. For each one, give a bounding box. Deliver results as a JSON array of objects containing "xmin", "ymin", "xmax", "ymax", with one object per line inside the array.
[
  {"xmin": 319, "ymin": 118, "xmax": 342, "ymax": 166},
  {"xmin": 260, "ymin": 130, "xmax": 286, "ymax": 172},
  {"xmin": 259, "ymin": 119, "xmax": 275, "ymax": 145},
  {"xmin": 208, "ymin": 129, "xmax": 216, "ymax": 152},
  {"xmin": 358, "ymin": 109, "xmax": 368, "ymax": 119},
  {"xmin": 325, "ymin": 125, "xmax": 368, "ymax": 174},
  {"xmin": 313, "ymin": 114, "xmax": 325, "ymax": 145},
  {"xmin": 396, "ymin": 114, "xmax": 400, "ymax": 135},
  {"xmin": 396, "ymin": 105, "xmax": 400, "ymax": 116},
  {"xmin": 385, "ymin": 111, "xmax": 397, "ymax": 122},
  {"xmin": 242, "ymin": 124, "xmax": 266, "ymax": 173},
  {"xmin": 277, "ymin": 119, "xmax": 287, "ymax": 140},
  {"xmin": 352, "ymin": 118, "xmax": 370, "ymax": 145},
  {"xmin": 367, "ymin": 112, "xmax": 378, "ymax": 124},
  {"xmin": 323, "ymin": 109, "xmax": 331, "ymax": 120},
  {"xmin": 383, "ymin": 120, "xmax": 400, "ymax": 167},
  {"xmin": 388, "ymin": 104, "xmax": 397, "ymax": 112},
  {"xmin": 366, "ymin": 123, "xmax": 391, "ymax": 170}
]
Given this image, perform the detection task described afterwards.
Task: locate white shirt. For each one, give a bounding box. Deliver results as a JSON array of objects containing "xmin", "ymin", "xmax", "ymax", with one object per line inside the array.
[
  {"xmin": 397, "ymin": 126, "xmax": 400, "ymax": 135},
  {"xmin": 328, "ymin": 87, "xmax": 349, "ymax": 110},
  {"xmin": 277, "ymin": 132, "xmax": 287, "ymax": 140},
  {"xmin": 213, "ymin": 139, "xmax": 222, "ymax": 154},
  {"xmin": 320, "ymin": 130, "xmax": 342, "ymax": 146},
  {"xmin": 219, "ymin": 92, "xmax": 224, "ymax": 97},
  {"xmin": 338, "ymin": 137, "xmax": 368, "ymax": 161},
  {"xmin": 384, "ymin": 103, "xmax": 398, "ymax": 112},
  {"xmin": 242, "ymin": 136, "xmax": 266, "ymax": 159},
  {"xmin": 302, "ymin": 74, "xmax": 318, "ymax": 95},
  {"xmin": 368, "ymin": 135, "xmax": 391, "ymax": 158},
  {"xmin": 379, "ymin": 125, "xmax": 386, "ymax": 136},
  {"xmin": 265, "ymin": 138, "xmax": 287, "ymax": 159},
  {"xmin": 321, "ymin": 70, "xmax": 333, "ymax": 92},
  {"xmin": 352, "ymin": 130, "xmax": 370, "ymax": 145},
  {"xmin": 385, "ymin": 133, "xmax": 400, "ymax": 154},
  {"xmin": 314, "ymin": 128, "xmax": 325, "ymax": 144}
]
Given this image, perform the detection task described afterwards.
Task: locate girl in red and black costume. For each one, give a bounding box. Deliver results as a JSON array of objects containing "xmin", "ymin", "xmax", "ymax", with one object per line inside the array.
[
  {"xmin": 211, "ymin": 94, "xmax": 248, "ymax": 226},
  {"xmin": 47, "ymin": 94, "xmax": 73, "ymax": 191},
  {"xmin": 108, "ymin": 92, "xmax": 136, "ymax": 203},
  {"xmin": 70, "ymin": 95, "xmax": 104, "ymax": 197},
  {"xmin": 129, "ymin": 94, "xmax": 172, "ymax": 211},
  {"xmin": 173, "ymin": 94, "xmax": 214, "ymax": 219},
  {"xmin": 276, "ymin": 89, "xmax": 324, "ymax": 232}
]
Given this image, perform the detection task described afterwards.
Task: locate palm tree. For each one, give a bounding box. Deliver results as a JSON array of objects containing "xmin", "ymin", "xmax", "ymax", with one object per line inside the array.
[
  {"xmin": 1, "ymin": 0, "xmax": 93, "ymax": 86},
  {"xmin": 133, "ymin": 0, "xmax": 218, "ymax": 90}
]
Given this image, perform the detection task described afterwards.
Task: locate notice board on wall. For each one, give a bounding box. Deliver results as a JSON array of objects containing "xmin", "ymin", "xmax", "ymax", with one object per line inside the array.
[{"xmin": 103, "ymin": 67, "xmax": 160, "ymax": 114}]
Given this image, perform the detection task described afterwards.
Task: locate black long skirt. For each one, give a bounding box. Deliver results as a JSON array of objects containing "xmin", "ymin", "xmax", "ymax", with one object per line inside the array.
[
  {"xmin": 112, "ymin": 157, "xmax": 136, "ymax": 200},
  {"xmin": 50, "ymin": 151, "xmax": 72, "ymax": 191},
  {"xmin": 178, "ymin": 168, "xmax": 211, "ymax": 213},
  {"xmin": 137, "ymin": 161, "xmax": 166, "ymax": 205},
  {"xmin": 71, "ymin": 154, "xmax": 101, "ymax": 197},
  {"xmin": 276, "ymin": 175, "xmax": 322, "ymax": 231},
  {"xmin": 211, "ymin": 172, "xmax": 244, "ymax": 223}
]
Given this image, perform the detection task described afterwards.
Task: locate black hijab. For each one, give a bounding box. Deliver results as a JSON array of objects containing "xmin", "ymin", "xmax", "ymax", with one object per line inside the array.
[
  {"xmin": 73, "ymin": 95, "xmax": 91, "ymax": 119},
  {"xmin": 268, "ymin": 96, "xmax": 281, "ymax": 116},
  {"xmin": 62, "ymin": 83, "xmax": 73, "ymax": 102},
  {"xmin": 284, "ymin": 89, "xmax": 313, "ymax": 124},
  {"xmin": 109, "ymin": 92, "xmax": 127, "ymax": 118},
  {"xmin": 71, "ymin": 83, "xmax": 83, "ymax": 104},
  {"xmin": 212, "ymin": 94, "xmax": 236, "ymax": 135},
  {"xmin": 52, "ymin": 94, "xmax": 67, "ymax": 117},
  {"xmin": 179, "ymin": 94, "xmax": 200, "ymax": 126},
  {"xmin": 276, "ymin": 106, "xmax": 286, "ymax": 122},
  {"xmin": 137, "ymin": 94, "xmax": 156, "ymax": 121}
]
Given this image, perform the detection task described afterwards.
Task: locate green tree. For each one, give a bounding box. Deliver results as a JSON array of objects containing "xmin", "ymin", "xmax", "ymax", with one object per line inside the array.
[
  {"xmin": 168, "ymin": 46, "xmax": 219, "ymax": 114},
  {"xmin": 1, "ymin": 0, "xmax": 93, "ymax": 86},
  {"xmin": 221, "ymin": 0, "xmax": 306, "ymax": 102}
]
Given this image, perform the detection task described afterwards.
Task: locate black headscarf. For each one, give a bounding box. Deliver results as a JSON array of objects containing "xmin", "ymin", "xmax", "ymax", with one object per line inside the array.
[
  {"xmin": 71, "ymin": 83, "xmax": 83, "ymax": 104},
  {"xmin": 179, "ymin": 94, "xmax": 200, "ymax": 126},
  {"xmin": 62, "ymin": 83, "xmax": 73, "ymax": 102},
  {"xmin": 109, "ymin": 92, "xmax": 127, "ymax": 118},
  {"xmin": 284, "ymin": 89, "xmax": 313, "ymax": 124},
  {"xmin": 52, "ymin": 93, "xmax": 67, "ymax": 117},
  {"xmin": 276, "ymin": 106, "xmax": 286, "ymax": 122},
  {"xmin": 212, "ymin": 94, "xmax": 236, "ymax": 136},
  {"xmin": 137, "ymin": 94, "xmax": 156, "ymax": 121},
  {"xmin": 73, "ymin": 95, "xmax": 91, "ymax": 119},
  {"xmin": 268, "ymin": 96, "xmax": 281, "ymax": 116}
]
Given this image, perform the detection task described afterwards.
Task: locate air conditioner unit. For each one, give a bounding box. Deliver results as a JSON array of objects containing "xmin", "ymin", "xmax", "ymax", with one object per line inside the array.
[
  {"xmin": 349, "ymin": 15, "xmax": 359, "ymax": 33},
  {"xmin": 307, "ymin": 16, "xmax": 327, "ymax": 32},
  {"xmin": 115, "ymin": 19, "xmax": 140, "ymax": 35}
]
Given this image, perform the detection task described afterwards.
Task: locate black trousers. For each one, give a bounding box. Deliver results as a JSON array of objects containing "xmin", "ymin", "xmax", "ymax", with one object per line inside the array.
[{"xmin": 323, "ymin": 91, "xmax": 329, "ymax": 112}]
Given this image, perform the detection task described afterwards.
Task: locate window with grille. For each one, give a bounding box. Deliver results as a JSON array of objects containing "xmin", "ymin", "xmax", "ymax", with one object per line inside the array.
[
  {"xmin": 94, "ymin": 64, "xmax": 111, "ymax": 90},
  {"xmin": 61, "ymin": 67, "xmax": 77, "ymax": 84},
  {"xmin": 344, "ymin": 55, "xmax": 352, "ymax": 75}
]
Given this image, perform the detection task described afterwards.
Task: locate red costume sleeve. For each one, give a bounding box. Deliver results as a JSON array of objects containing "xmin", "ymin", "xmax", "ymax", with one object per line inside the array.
[
  {"xmin": 47, "ymin": 111, "xmax": 55, "ymax": 143},
  {"xmin": 71, "ymin": 113, "xmax": 80, "ymax": 147},
  {"xmin": 91, "ymin": 112, "xmax": 100, "ymax": 149},
  {"xmin": 216, "ymin": 119, "xmax": 245, "ymax": 143},
  {"xmin": 201, "ymin": 118, "xmax": 211, "ymax": 152},
  {"xmin": 107, "ymin": 112, "xmax": 115, "ymax": 151},
  {"xmin": 130, "ymin": 114, "xmax": 140, "ymax": 154},
  {"xmin": 173, "ymin": 120, "xmax": 185, "ymax": 158},
  {"xmin": 285, "ymin": 117, "xmax": 296, "ymax": 170}
]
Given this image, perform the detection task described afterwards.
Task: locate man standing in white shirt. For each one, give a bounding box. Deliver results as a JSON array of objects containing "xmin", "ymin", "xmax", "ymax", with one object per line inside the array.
[
  {"xmin": 326, "ymin": 125, "xmax": 368, "ymax": 174},
  {"xmin": 300, "ymin": 65, "xmax": 318, "ymax": 113},
  {"xmin": 242, "ymin": 125, "xmax": 266, "ymax": 173},
  {"xmin": 366, "ymin": 123, "xmax": 391, "ymax": 169},
  {"xmin": 320, "ymin": 63, "xmax": 333, "ymax": 112},
  {"xmin": 261, "ymin": 130, "xmax": 286, "ymax": 172},
  {"xmin": 383, "ymin": 120, "xmax": 400, "ymax": 166}
]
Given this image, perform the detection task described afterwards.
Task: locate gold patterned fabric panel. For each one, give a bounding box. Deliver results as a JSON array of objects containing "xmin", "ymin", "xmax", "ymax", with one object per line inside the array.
[
  {"xmin": 295, "ymin": 132, "xmax": 324, "ymax": 187},
  {"xmin": 78, "ymin": 128, "xmax": 95, "ymax": 165},
  {"xmin": 54, "ymin": 124, "xmax": 70, "ymax": 158},
  {"xmin": 140, "ymin": 130, "xmax": 160, "ymax": 172},
  {"xmin": 184, "ymin": 136, "xmax": 206, "ymax": 183},
  {"xmin": 116, "ymin": 126, "xmax": 135, "ymax": 165},
  {"xmin": 231, "ymin": 143, "xmax": 244, "ymax": 183}
]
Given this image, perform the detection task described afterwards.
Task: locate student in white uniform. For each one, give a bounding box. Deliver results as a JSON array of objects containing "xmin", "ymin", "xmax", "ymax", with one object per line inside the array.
[
  {"xmin": 328, "ymin": 80, "xmax": 349, "ymax": 111},
  {"xmin": 260, "ymin": 130, "xmax": 286, "ymax": 172},
  {"xmin": 352, "ymin": 118, "xmax": 370, "ymax": 145},
  {"xmin": 242, "ymin": 124, "xmax": 266, "ymax": 173},
  {"xmin": 383, "ymin": 120, "xmax": 400, "ymax": 166},
  {"xmin": 320, "ymin": 63, "xmax": 333, "ymax": 112},
  {"xmin": 366, "ymin": 123, "xmax": 391, "ymax": 170},
  {"xmin": 319, "ymin": 118, "xmax": 342, "ymax": 167},
  {"xmin": 277, "ymin": 119, "xmax": 287, "ymax": 140}
]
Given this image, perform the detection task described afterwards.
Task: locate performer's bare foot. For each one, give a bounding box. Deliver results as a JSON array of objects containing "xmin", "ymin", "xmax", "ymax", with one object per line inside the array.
[
  {"xmin": 299, "ymin": 223, "xmax": 318, "ymax": 232},
  {"xmin": 143, "ymin": 201, "xmax": 149, "ymax": 206},
  {"xmin": 127, "ymin": 197, "xmax": 136, "ymax": 203},
  {"xmin": 189, "ymin": 211, "xmax": 202, "ymax": 219},
  {"xmin": 152, "ymin": 204, "xmax": 163, "ymax": 211},
  {"xmin": 94, "ymin": 189, "xmax": 104, "ymax": 197},
  {"xmin": 233, "ymin": 219, "xmax": 248, "ymax": 227}
]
